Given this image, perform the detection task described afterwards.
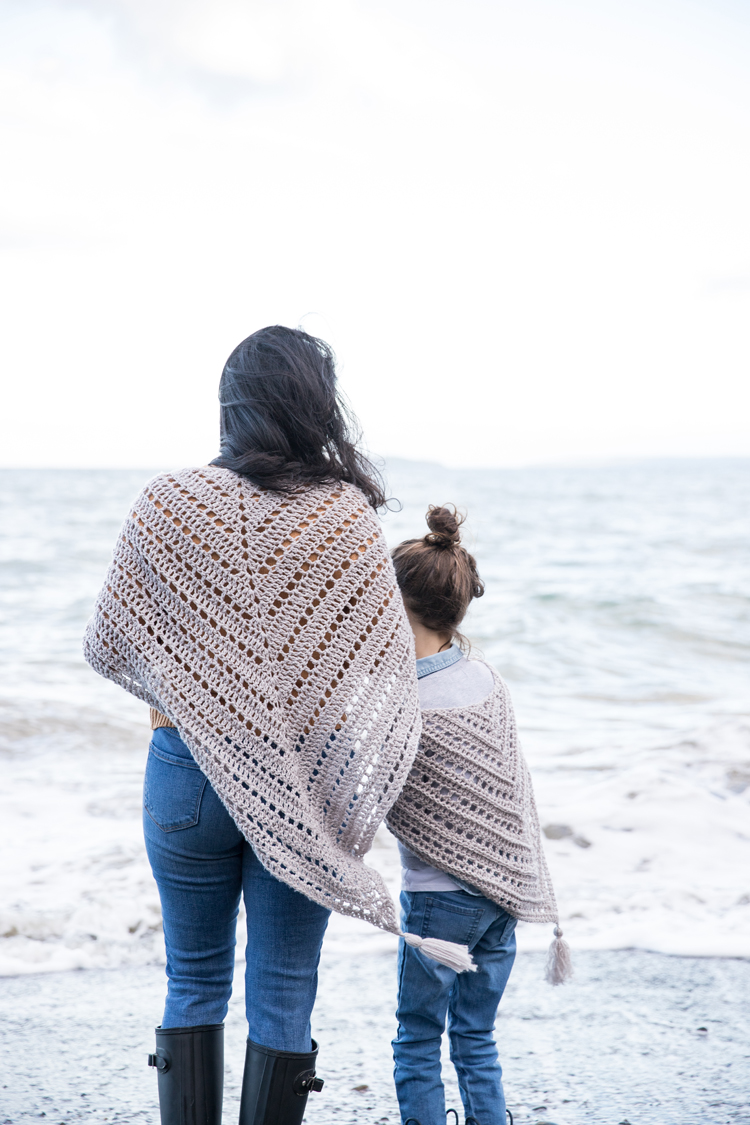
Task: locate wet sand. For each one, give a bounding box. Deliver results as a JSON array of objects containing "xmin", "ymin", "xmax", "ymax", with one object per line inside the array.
[{"xmin": 1, "ymin": 948, "xmax": 748, "ymax": 1125}]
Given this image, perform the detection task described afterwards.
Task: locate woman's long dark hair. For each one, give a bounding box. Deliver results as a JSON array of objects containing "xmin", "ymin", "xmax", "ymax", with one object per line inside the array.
[{"xmin": 211, "ymin": 325, "xmax": 386, "ymax": 509}]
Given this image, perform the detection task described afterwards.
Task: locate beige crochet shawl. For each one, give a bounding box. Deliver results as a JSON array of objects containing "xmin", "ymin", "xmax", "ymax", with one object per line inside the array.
[
  {"xmin": 84, "ymin": 467, "xmax": 422, "ymax": 936},
  {"xmin": 387, "ymin": 667, "xmax": 559, "ymax": 924}
]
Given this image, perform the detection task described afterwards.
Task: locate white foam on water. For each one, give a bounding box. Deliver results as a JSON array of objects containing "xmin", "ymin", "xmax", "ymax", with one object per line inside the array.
[
  {"xmin": 1, "ymin": 463, "xmax": 749, "ymax": 975},
  {"xmin": 0, "ymin": 708, "xmax": 161, "ymax": 975},
  {"xmin": 517, "ymin": 719, "xmax": 750, "ymax": 957}
]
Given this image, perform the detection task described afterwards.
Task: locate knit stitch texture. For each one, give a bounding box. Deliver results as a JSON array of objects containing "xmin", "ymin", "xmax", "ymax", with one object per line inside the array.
[
  {"xmin": 84, "ymin": 467, "xmax": 421, "ymax": 934},
  {"xmin": 387, "ymin": 666, "xmax": 558, "ymax": 923}
]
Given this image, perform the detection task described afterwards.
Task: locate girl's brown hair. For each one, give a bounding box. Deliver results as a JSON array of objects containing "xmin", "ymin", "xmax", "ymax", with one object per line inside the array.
[{"xmin": 391, "ymin": 505, "xmax": 484, "ymax": 650}]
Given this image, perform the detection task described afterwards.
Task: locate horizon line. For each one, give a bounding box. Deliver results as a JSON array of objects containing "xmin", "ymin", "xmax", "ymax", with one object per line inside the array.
[{"xmin": 0, "ymin": 454, "xmax": 748, "ymax": 473}]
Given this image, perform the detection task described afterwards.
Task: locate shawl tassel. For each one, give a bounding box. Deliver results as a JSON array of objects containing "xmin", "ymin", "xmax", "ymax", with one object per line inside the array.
[
  {"xmin": 401, "ymin": 931, "xmax": 477, "ymax": 973},
  {"xmin": 544, "ymin": 924, "xmax": 573, "ymax": 985}
]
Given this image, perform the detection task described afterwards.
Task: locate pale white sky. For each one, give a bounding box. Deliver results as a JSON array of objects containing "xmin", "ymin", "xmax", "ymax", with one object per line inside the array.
[{"xmin": 1, "ymin": 0, "xmax": 749, "ymax": 468}]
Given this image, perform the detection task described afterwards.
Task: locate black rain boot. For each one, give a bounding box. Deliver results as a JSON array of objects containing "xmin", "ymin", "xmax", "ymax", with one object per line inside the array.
[
  {"xmin": 148, "ymin": 1023, "xmax": 224, "ymax": 1125},
  {"xmin": 238, "ymin": 1037, "xmax": 323, "ymax": 1125}
]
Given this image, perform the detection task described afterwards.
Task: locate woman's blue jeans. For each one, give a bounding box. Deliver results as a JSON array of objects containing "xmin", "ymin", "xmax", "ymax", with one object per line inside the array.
[
  {"xmin": 142, "ymin": 726, "xmax": 331, "ymax": 1052},
  {"xmin": 393, "ymin": 890, "xmax": 517, "ymax": 1125}
]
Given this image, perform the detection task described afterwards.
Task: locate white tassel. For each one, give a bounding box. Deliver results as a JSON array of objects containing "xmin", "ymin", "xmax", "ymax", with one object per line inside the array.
[
  {"xmin": 544, "ymin": 924, "xmax": 573, "ymax": 986},
  {"xmin": 400, "ymin": 931, "xmax": 477, "ymax": 973}
]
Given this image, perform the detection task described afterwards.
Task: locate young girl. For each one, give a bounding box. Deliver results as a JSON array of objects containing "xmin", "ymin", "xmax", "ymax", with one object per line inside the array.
[{"xmin": 386, "ymin": 506, "xmax": 570, "ymax": 1125}]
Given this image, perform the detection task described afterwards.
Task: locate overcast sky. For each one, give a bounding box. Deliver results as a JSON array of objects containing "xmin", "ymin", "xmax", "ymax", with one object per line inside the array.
[{"xmin": 1, "ymin": 0, "xmax": 749, "ymax": 469}]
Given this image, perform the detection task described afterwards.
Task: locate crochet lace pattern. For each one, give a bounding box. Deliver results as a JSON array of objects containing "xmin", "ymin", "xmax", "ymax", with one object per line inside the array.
[
  {"xmin": 387, "ymin": 667, "xmax": 559, "ymax": 923},
  {"xmin": 84, "ymin": 467, "xmax": 421, "ymax": 934}
]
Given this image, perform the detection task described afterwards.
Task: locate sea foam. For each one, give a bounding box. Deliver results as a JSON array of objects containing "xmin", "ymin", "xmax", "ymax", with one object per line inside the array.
[{"xmin": 0, "ymin": 461, "xmax": 748, "ymax": 974}]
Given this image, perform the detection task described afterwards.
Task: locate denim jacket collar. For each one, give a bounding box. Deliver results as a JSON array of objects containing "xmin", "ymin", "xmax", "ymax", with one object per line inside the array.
[{"xmin": 415, "ymin": 643, "xmax": 463, "ymax": 680}]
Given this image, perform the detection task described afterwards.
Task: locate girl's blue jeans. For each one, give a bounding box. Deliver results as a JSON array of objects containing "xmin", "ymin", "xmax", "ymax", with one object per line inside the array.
[
  {"xmin": 393, "ymin": 889, "xmax": 517, "ymax": 1125},
  {"xmin": 142, "ymin": 726, "xmax": 331, "ymax": 1051}
]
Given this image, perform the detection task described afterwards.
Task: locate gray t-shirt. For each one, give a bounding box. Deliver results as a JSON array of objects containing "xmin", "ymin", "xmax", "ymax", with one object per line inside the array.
[{"xmin": 397, "ymin": 645, "xmax": 494, "ymax": 893}]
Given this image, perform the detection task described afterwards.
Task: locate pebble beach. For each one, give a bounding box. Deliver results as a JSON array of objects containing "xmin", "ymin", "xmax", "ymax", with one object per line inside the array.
[{"xmin": 1, "ymin": 948, "xmax": 749, "ymax": 1124}]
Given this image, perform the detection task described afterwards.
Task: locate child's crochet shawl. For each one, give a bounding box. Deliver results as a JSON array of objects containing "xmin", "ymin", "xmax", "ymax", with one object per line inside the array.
[
  {"xmin": 387, "ymin": 667, "xmax": 559, "ymax": 923},
  {"xmin": 84, "ymin": 467, "xmax": 421, "ymax": 934}
]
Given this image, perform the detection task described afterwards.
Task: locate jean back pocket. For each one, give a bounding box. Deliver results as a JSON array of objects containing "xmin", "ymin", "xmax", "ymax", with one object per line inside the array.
[
  {"xmin": 420, "ymin": 895, "xmax": 484, "ymax": 948},
  {"xmin": 143, "ymin": 734, "xmax": 208, "ymax": 832}
]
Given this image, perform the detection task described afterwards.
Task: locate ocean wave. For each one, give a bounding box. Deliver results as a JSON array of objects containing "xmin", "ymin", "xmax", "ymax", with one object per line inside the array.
[{"xmin": 1, "ymin": 462, "xmax": 749, "ymax": 971}]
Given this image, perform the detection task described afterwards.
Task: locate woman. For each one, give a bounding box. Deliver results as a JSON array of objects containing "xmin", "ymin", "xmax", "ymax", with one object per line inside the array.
[{"xmin": 83, "ymin": 326, "xmax": 425, "ymax": 1125}]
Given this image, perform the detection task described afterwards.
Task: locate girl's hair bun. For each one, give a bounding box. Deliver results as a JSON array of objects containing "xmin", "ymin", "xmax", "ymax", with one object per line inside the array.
[
  {"xmin": 392, "ymin": 502, "xmax": 483, "ymax": 647},
  {"xmin": 425, "ymin": 504, "xmax": 463, "ymax": 549}
]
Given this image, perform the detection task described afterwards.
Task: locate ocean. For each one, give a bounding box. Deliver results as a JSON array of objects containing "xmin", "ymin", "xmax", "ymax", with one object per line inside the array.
[{"xmin": 1, "ymin": 459, "xmax": 748, "ymax": 976}]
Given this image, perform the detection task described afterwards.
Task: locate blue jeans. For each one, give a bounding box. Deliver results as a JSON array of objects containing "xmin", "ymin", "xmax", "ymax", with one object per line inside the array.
[
  {"xmin": 393, "ymin": 890, "xmax": 517, "ymax": 1125},
  {"xmin": 143, "ymin": 726, "xmax": 331, "ymax": 1051}
]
